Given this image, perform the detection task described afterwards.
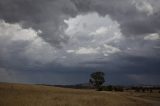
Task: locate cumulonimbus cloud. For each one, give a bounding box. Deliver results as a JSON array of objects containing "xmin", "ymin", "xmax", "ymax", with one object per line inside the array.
[{"xmin": 0, "ymin": 0, "xmax": 160, "ymax": 84}]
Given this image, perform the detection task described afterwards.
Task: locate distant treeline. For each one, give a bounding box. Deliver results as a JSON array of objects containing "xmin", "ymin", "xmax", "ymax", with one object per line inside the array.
[
  {"xmin": 102, "ymin": 85, "xmax": 160, "ymax": 92},
  {"xmin": 37, "ymin": 84, "xmax": 160, "ymax": 93}
]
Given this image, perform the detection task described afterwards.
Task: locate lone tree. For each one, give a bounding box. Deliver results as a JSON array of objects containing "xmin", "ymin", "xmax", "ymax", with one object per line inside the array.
[{"xmin": 89, "ymin": 71, "xmax": 105, "ymax": 91}]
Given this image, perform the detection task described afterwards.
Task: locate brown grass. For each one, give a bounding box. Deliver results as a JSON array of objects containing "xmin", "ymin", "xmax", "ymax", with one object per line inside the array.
[{"xmin": 0, "ymin": 83, "xmax": 160, "ymax": 106}]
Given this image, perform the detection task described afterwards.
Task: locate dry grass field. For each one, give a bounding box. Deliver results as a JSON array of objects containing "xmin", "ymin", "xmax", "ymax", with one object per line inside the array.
[{"xmin": 0, "ymin": 83, "xmax": 160, "ymax": 106}]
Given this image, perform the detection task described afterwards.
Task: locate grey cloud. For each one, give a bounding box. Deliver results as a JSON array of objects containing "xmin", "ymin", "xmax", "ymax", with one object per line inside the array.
[
  {"xmin": 82, "ymin": 53, "xmax": 160, "ymax": 75},
  {"xmin": 0, "ymin": 0, "xmax": 160, "ymax": 85},
  {"xmin": 0, "ymin": 0, "xmax": 77, "ymax": 47},
  {"xmin": 72, "ymin": 0, "xmax": 160, "ymax": 37},
  {"xmin": 0, "ymin": 0, "xmax": 160, "ymax": 45}
]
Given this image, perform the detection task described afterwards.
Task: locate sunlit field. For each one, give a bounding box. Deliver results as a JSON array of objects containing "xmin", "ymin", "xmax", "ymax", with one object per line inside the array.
[{"xmin": 0, "ymin": 83, "xmax": 160, "ymax": 106}]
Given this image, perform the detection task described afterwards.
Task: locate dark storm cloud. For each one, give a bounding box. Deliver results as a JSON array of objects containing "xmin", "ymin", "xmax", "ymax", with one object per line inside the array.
[
  {"xmin": 0, "ymin": 0, "xmax": 160, "ymax": 85},
  {"xmin": 120, "ymin": 13, "xmax": 160, "ymax": 35},
  {"xmin": 82, "ymin": 53, "xmax": 160, "ymax": 74}
]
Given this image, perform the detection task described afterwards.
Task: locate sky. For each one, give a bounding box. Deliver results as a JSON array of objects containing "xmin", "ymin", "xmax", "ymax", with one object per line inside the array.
[{"xmin": 0, "ymin": 0, "xmax": 160, "ymax": 85}]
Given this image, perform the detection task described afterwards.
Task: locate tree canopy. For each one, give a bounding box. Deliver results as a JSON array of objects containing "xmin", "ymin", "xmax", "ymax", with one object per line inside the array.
[{"xmin": 89, "ymin": 71, "xmax": 105, "ymax": 91}]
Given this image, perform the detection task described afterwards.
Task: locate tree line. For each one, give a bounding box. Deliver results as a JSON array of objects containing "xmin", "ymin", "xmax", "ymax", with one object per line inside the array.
[{"xmin": 89, "ymin": 71, "xmax": 160, "ymax": 92}]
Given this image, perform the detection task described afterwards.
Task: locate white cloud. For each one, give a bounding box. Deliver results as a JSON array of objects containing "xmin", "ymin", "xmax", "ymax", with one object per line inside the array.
[
  {"xmin": 0, "ymin": 20, "xmax": 56, "ymax": 64},
  {"xmin": 144, "ymin": 33, "xmax": 160, "ymax": 40},
  {"xmin": 66, "ymin": 45, "xmax": 121, "ymax": 57},
  {"xmin": 64, "ymin": 12, "xmax": 123, "ymax": 56},
  {"xmin": 132, "ymin": 0, "xmax": 154, "ymax": 15},
  {"xmin": 24, "ymin": 38, "xmax": 57, "ymax": 63},
  {"xmin": 0, "ymin": 20, "xmax": 40, "ymax": 41},
  {"xmin": 64, "ymin": 12, "xmax": 122, "ymax": 41},
  {"xmin": 90, "ymin": 26, "xmax": 109, "ymax": 36},
  {"xmin": 0, "ymin": 12, "xmax": 123, "ymax": 67},
  {"xmin": 56, "ymin": 12, "xmax": 125, "ymax": 66},
  {"xmin": 75, "ymin": 47, "xmax": 100, "ymax": 55},
  {"xmin": 103, "ymin": 44, "xmax": 121, "ymax": 54},
  {"xmin": 66, "ymin": 50, "xmax": 75, "ymax": 53},
  {"xmin": 67, "ymin": 47, "xmax": 99, "ymax": 55}
]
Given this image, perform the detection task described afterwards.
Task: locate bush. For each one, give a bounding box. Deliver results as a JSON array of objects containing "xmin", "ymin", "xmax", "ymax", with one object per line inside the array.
[
  {"xmin": 101, "ymin": 85, "xmax": 113, "ymax": 91},
  {"xmin": 105, "ymin": 85, "xmax": 113, "ymax": 91},
  {"xmin": 97, "ymin": 87, "xmax": 103, "ymax": 91},
  {"xmin": 113, "ymin": 86, "xmax": 124, "ymax": 92}
]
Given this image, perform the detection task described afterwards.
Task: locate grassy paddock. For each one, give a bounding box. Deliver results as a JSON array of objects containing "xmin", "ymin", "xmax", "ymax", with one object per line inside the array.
[{"xmin": 0, "ymin": 83, "xmax": 160, "ymax": 106}]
